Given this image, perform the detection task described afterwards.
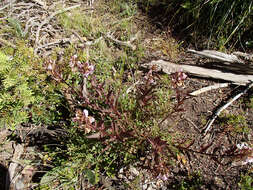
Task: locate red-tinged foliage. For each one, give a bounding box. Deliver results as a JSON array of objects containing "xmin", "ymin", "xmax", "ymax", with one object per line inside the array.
[{"xmin": 46, "ymin": 55, "xmax": 189, "ymax": 176}]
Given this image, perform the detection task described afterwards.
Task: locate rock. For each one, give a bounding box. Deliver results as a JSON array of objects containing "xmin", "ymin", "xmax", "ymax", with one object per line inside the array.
[
  {"xmin": 142, "ymin": 183, "xmax": 148, "ymax": 190},
  {"xmin": 129, "ymin": 166, "xmax": 139, "ymax": 176},
  {"xmin": 118, "ymin": 174, "xmax": 124, "ymax": 179},
  {"xmin": 147, "ymin": 185, "xmax": 154, "ymax": 190}
]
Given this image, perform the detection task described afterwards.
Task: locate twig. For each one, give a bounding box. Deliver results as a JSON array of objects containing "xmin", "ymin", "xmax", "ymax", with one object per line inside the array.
[
  {"xmin": 84, "ymin": 36, "xmax": 103, "ymax": 46},
  {"xmin": 105, "ymin": 32, "xmax": 137, "ymax": 50},
  {"xmin": 203, "ymin": 82, "xmax": 253, "ymax": 135},
  {"xmin": 34, "ymin": 38, "xmax": 72, "ymax": 54},
  {"xmin": 184, "ymin": 117, "xmax": 201, "ymax": 133},
  {"xmin": 71, "ymin": 30, "xmax": 85, "ymax": 43},
  {"xmin": 189, "ymin": 83, "xmax": 230, "ymax": 96},
  {"xmin": 35, "ymin": 4, "xmax": 81, "ymax": 45},
  {"xmin": 0, "ymin": 3, "xmax": 12, "ymax": 11},
  {"xmin": 86, "ymin": 132, "xmax": 101, "ymax": 139},
  {"xmin": 24, "ymin": 17, "xmax": 39, "ymax": 36},
  {"xmin": 0, "ymin": 37, "xmax": 16, "ymax": 49},
  {"xmin": 30, "ymin": 0, "xmax": 47, "ymax": 9}
]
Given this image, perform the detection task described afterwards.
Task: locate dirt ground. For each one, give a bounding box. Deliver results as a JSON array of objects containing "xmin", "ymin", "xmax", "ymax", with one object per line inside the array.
[{"xmin": 0, "ymin": 0, "xmax": 252, "ymax": 189}]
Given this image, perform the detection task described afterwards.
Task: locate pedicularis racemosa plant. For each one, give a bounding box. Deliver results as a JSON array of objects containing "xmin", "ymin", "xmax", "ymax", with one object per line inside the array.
[{"xmin": 46, "ymin": 55, "xmax": 188, "ymax": 176}]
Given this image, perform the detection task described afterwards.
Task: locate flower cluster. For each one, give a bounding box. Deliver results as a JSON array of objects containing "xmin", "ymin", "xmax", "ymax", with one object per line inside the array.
[
  {"xmin": 144, "ymin": 65, "xmax": 159, "ymax": 85},
  {"xmin": 69, "ymin": 55, "xmax": 94, "ymax": 78},
  {"xmin": 233, "ymin": 143, "xmax": 253, "ymax": 166},
  {"xmin": 47, "ymin": 59, "xmax": 63, "ymax": 82},
  {"xmin": 171, "ymin": 70, "xmax": 187, "ymax": 87},
  {"xmin": 157, "ymin": 173, "xmax": 169, "ymax": 181},
  {"xmin": 73, "ymin": 109, "xmax": 95, "ymax": 133}
]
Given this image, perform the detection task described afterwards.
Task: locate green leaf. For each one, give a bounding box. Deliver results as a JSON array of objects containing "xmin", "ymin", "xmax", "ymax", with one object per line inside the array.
[
  {"xmin": 181, "ymin": 1, "xmax": 192, "ymax": 9},
  {"xmin": 84, "ymin": 169, "xmax": 96, "ymax": 185},
  {"xmin": 0, "ymin": 52, "xmax": 10, "ymax": 72},
  {"xmin": 8, "ymin": 17, "xmax": 25, "ymax": 38}
]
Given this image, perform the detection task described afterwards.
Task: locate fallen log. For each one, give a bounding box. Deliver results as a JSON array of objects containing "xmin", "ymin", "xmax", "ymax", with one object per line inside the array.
[
  {"xmin": 187, "ymin": 49, "xmax": 245, "ymax": 64},
  {"xmin": 141, "ymin": 60, "xmax": 253, "ymax": 85}
]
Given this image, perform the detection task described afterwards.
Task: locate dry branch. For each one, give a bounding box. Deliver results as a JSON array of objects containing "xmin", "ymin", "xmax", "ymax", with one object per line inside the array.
[
  {"xmin": 105, "ymin": 32, "xmax": 137, "ymax": 50},
  {"xmin": 8, "ymin": 144, "xmax": 24, "ymax": 188},
  {"xmin": 34, "ymin": 38, "xmax": 73, "ymax": 54},
  {"xmin": 187, "ymin": 49, "xmax": 244, "ymax": 64},
  {"xmin": 142, "ymin": 60, "xmax": 253, "ymax": 85},
  {"xmin": 189, "ymin": 83, "xmax": 230, "ymax": 96},
  {"xmin": 0, "ymin": 37, "xmax": 16, "ymax": 49},
  {"xmin": 35, "ymin": 4, "xmax": 81, "ymax": 45},
  {"xmin": 30, "ymin": 0, "xmax": 47, "ymax": 9},
  {"xmin": 84, "ymin": 36, "xmax": 103, "ymax": 46},
  {"xmin": 203, "ymin": 82, "xmax": 253, "ymax": 135}
]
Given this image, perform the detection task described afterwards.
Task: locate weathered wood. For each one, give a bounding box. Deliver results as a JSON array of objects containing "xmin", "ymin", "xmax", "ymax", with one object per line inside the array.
[
  {"xmin": 232, "ymin": 51, "xmax": 253, "ymax": 62},
  {"xmin": 203, "ymin": 82, "xmax": 253, "ymax": 134},
  {"xmin": 189, "ymin": 83, "xmax": 230, "ymax": 96},
  {"xmin": 187, "ymin": 49, "xmax": 244, "ymax": 63},
  {"xmin": 8, "ymin": 144, "xmax": 24, "ymax": 190},
  {"xmin": 142, "ymin": 60, "xmax": 253, "ymax": 85}
]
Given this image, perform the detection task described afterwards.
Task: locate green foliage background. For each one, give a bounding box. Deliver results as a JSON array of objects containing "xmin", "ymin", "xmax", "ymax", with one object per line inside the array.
[
  {"xmin": 0, "ymin": 46, "xmax": 62, "ymax": 129},
  {"xmin": 138, "ymin": 0, "xmax": 253, "ymax": 49}
]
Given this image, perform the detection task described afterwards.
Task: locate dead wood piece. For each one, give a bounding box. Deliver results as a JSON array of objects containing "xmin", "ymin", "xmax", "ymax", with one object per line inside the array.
[
  {"xmin": 187, "ymin": 49, "xmax": 244, "ymax": 64},
  {"xmin": 86, "ymin": 132, "xmax": 101, "ymax": 139},
  {"xmin": 71, "ymin": 30, "xmax": 85, "ymax": 43},
  {"xmin": 30, "ymin": 0, "xmax": 47, "ymax": 9},
  {"xmin": 124, "ymin": 80, "xmax": 141, "ymax": 96},
  {"xmin": 203, "ymin": 82, "xmax": 253, "ymax": 135},
  {"xmin": 8, "ymin": 144, "xmax": 24, "ymax": 185},
  {"xmin": 184, "ymin": 117, "xmax": 201, "ymax": 133},
  {"xmin": 105, "ymin": 32, "xmax": 138, "ymax": 50},
  {"xmin": 232, "ymin": 51, "xmax": 253, "ymax": 62},
  {"xmin": 0, "ymin": 38, "xmax": 16, "ymax": 49},
  {"xmin": 35, "ymin": 4, "xmax": 81, "ymax": 45},
  {"xmin": 34, "ymin": 38, "xmax": 73, "ymax": 54},
  {"xmin": 189, "ymin": 83, "xmax": 230, "ymax": 96},
  {"xmin": 84, "ymin": 36, "xmax": 103, "ymax": 46},
  {"xmin": 141, "ymin": 60, "xmax": 253, "ymax": 85},
  {"xmin": 0, "ymin": 3, "xmax": 13, "ymax": 11}
]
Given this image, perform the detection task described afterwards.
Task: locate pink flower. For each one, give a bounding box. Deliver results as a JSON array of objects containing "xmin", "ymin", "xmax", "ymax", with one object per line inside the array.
[
  {"xmin": 86, "ymin": 64, "xmax": 94, "ymax": 77},
  {"xmin": 172, "ymin": 70, "xmax": 188, "ymax": 87},
  {"xmin": 69, "ymin": 55, "xmax": 94, "ymax": 77},
  {"xmin": 83, "ymin": 109, "xmax": 95, "ymax": 124},
  {"xmin": 157, "ymin": 173, "xmax": 169, "ymax": 181}
]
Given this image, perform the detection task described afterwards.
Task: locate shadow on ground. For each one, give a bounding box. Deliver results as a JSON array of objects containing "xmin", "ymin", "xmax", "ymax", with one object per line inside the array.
[{"xmin": 0, "ymin": 164, "xmax": 9, "ymax": 190}]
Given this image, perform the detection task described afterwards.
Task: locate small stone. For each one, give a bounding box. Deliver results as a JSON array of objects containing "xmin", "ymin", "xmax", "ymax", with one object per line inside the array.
[
  {"xmin": 147, "ymin": 185, "xmax": 155, "ymax": 190},
  {"xmin": 128, "ymin": 175, "xmax": 134, "ymax": 180},
  {"xmin": 156, "ymin": 179, "xmax": 163, "ymax": 187},
  {"xmin": 119, "ymin": 167, "xmax": 124, "ymax": 174},
  {"xmin": 129, "ymin": 166, "xmax": 139, "ymax": 176},
  {"xmin": 142, "ymin": 183, "xmax": 148, "ymax": 190},
  {"xmin": 118, "ymin": 174, "xmax": 124, "ymax": 179}
]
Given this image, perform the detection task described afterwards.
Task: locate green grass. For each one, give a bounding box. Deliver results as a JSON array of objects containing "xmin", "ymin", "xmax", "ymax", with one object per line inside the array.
[
  {"xmin": 220, "ymin": 113, "xmax": 250, "ymax": 134},
  {"xmin": 238, "ymin": 174, "xmax": 253, "ymax": 190},
  {"xmin": 138, "ymin": 0, "xmax": 253, "ymax": 49}
]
